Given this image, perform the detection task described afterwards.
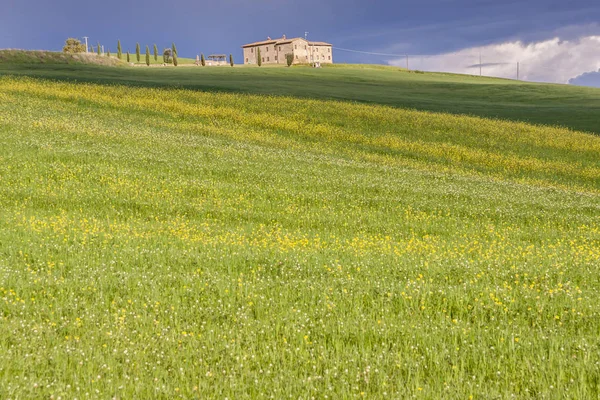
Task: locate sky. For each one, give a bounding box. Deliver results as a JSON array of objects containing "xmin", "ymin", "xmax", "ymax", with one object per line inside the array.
[{"xmin": 2, "ymin": 0, "xmax": 600, "ymax": 86}]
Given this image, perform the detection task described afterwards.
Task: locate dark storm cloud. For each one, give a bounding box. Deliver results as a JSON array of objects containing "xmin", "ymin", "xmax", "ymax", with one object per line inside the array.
[{"xmin": 2, "ymin": 0, "xmax": 599, "ymax": 85}]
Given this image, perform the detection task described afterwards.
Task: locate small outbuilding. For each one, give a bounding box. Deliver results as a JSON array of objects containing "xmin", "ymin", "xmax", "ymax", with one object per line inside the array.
[{"xmin": 207, "ymin": 54, "xmax": 228, "ymax": 66}]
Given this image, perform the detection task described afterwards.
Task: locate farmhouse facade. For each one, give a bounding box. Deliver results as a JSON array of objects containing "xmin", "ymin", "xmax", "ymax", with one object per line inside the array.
[{"xmin": 242, "ymin": 35, "xmax": 333, "ymax": 65}]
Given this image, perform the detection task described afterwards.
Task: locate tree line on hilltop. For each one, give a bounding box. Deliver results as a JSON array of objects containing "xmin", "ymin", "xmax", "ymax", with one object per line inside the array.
[{"xmin": 62, "ymin": 38, "xmax": 235, "ymax": 67}]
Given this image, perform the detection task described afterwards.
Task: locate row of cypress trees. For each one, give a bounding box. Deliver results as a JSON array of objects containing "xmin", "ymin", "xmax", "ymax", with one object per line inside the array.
[
  {"xmin": 134, "ymin": 42, "xmax": 166, "ymax": 65},
  {"xmin": 101, "ymin": 41, "xmax": 235, "ymax": 67},
  {"xmin": 105, "ymin": 41, "xmax": 176, "ymax": 65}
]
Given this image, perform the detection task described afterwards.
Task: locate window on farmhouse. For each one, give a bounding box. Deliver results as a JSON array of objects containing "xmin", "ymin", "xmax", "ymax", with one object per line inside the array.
[
  {"xmin": 267, "ymin": 57, "xmax": 270, "ymax": 61},
  {"xmin": 328, "ymin": 48, "xmax": 331, "ymax": 53},
  {"xmin": 296, "ymin": 55, "xmax": 298, "ymax": 59},
  {"xmin": 251, "ymin": 48, "xmax": 254, "ymax": 53},
  {"xmin": 266, "ymin": 47, "xmax": 269, "ymax": 52},
  {"xmin": 275, "ymin": 56, "xmax": 278, "ymax": 60},
  {"xmin": 295, "ymin": 45, "xmax": 297, "ymax": 49},
  {"xmin": 246, "ymin": 58, "xmax": 249, "ymax": 62},
  {"xmin": 328, "ymin": 56, "xmax": 331, "ymax": 60},
  {"xmin": 262, "ymin": 57, "xmax": 265, "ymax": 62}
]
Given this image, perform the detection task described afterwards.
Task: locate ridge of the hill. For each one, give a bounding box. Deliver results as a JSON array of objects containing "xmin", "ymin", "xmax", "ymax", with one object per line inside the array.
[{"xmin": 1, "ymin": 58, "xmax": 598, "ymax": 134}]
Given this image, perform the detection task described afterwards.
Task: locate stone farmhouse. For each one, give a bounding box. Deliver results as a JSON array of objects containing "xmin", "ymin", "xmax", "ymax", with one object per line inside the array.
[{"xmin": 242, "ymin": 35, "xmax": 333, "ymax": 65}]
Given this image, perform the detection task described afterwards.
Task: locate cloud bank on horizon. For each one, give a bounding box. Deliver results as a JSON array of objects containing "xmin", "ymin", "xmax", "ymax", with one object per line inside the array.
[{"xmin": 388, "ymin": 36, "xmax": 600, "ymax": 86}]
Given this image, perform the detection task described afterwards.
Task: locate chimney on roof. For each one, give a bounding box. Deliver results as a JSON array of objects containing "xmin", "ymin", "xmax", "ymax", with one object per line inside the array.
[
  {"xmin": 267, "ymin": 36, "xmax": 271, "ymax": 40},
  {"xmin": 282, "ymin": 34, "xmax": 286, "ymax": 40}
]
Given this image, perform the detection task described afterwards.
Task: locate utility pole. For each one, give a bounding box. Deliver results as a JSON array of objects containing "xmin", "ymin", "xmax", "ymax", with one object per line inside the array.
[
  {"xmin": 83, "ymin": 36, "xmax": 89, "ymax": 53},
  {"xmin": 305, "ymin": 32, "xmax": 312, "ymax": 65}
]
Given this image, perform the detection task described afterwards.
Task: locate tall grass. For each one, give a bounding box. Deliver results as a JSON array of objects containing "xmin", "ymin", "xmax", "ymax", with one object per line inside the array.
[
  {"xmin": 0, "ymin": 50, "xmax": 124, "ymax": 66},
  {"xmin": 0, "ymin": 76, "xmax": 599, "ymax": 398}
]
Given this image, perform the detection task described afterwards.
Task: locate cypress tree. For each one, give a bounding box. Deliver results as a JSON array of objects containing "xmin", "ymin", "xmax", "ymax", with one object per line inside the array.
[
  {"xmin": 173, "ymin": 53, "xmax": 178, "ymax": 67},
  {"xmin": 153, "ymin": 44, "xmax": 158, "ymax": 61},
  {"xmin": 200, "ymin": 53, "xmax": 205, "ymax": 66},
  {"xmin": 257, "ymin": 48, "xmax": 262, "ymax": 67},
  {"xmin": 145, "ymin": 46, "xmax": 150, "ymax": 66},
  {"xmin": 229, "ymin": 54, "xmax": 234, "ymax": 67},
  {"xmin": 97, "ymin": 42, "xmax": 101, "ymax": 56},
  {"xmin": 136, "ymin": 43, "xmax": 141, "ymax": 62},
  {"xmin": 117, "ymin": 40, "xmax": 122, "ymax": 59},
  {"xmin": 172, "ymin": 42, "xmax": 177, "ymax": 57},
  {"xmin": 127, "ymin": 51, "xmax": 130, "ymax": 63}
]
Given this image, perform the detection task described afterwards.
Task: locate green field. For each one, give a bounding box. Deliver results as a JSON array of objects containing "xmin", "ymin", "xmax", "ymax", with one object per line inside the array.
[
  {"xmin": 1, "ymin": 55, "xmax": 600, "ymax": 398},
  {"xmin": 2, "ymin": 51, "xmax": 600, "ymax": 134}
]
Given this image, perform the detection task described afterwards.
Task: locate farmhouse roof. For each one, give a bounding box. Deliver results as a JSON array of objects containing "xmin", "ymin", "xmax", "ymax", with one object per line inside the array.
[
  {"xmin": 242, "ymin": 36, "xmax": 332, "ymax": 48},
  {"xmin": 242, "ymin": 39, "xmax": 279, "ymax": 48},
  {"xmin": 274, "ymin": 38, "xmax": 305, "ymax": 45}
]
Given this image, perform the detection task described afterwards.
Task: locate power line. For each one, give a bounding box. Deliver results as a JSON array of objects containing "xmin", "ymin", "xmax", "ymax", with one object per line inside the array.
[
  {"xmin": 331, "ymin": 46, "xmax": 574, "ymax": 82},
  {"xmin": 333, "ymin": 46, "xmax": 493, "ymax": 59},
  {"xmin": 333, "ymin": 47, "xmax": 407, "ymax": 58}
]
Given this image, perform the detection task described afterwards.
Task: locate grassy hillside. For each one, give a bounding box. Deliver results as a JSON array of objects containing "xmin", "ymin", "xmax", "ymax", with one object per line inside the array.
[
  {"xmin": 0, "ymin": 76, "xmax": 599, "ymax": 398},
  {"xmin": 0, "ymin": 49, "xmax": 125, "ymax": 66},
  {"xmin": 0, "ymin": 61, "xmax": 599, "ymax": 134}
]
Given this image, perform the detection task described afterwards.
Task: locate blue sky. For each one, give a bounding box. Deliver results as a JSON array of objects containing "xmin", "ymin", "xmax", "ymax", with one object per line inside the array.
[{"xmin": 2, "ymin": 0, "xmax": 599, "ymax": 86}]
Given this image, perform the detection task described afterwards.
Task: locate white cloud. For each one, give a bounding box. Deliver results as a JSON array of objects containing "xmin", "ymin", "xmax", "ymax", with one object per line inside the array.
[{"xmin": 389, "ymin": 36, "xmax": 600, "ymax": 84}]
